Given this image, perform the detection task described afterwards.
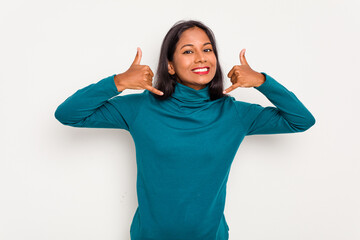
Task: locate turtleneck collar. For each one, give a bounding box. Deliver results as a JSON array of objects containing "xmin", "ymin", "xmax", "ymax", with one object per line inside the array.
[{"xmin": 171, "ymin": 81, "xmax": 211, "ymax": 104}]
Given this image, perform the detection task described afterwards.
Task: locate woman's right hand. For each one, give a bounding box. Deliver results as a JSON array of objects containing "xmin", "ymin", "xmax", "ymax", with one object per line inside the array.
[{"xmin": 114, "ymin": 47, "xmax": 164, "ymax": 95}]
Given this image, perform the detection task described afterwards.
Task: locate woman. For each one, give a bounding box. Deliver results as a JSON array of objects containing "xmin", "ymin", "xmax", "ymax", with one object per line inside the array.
[{"xmin": 55, "ymin": 20, "xmax": 315, "ymax": 240}]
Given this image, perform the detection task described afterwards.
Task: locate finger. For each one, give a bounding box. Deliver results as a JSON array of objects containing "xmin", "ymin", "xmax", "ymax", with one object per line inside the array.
[
  {"xmin": 145, "ymin": 84, "xmax": 164, "ymax": 96},
  {"xmin": 230, "ymin": 74, "xmax": 237, "ymax": 85},
  {"xmin": 227, "ymin": 66, "xmax": 235, "ymax": 78},
  {"xmin": 223, "ymin": 84, "xmax": 237, "ymax": 94},
  {"xmin": 148, "ymin": 67, "xmax": 154, "ymax": 77},
  {"xmin": 239, "ymin": 48, "xmax": 249, "ymax": 66},
  {"xmin": 131, "ymin": 47, "xmax": 142, "ymax": 66}
]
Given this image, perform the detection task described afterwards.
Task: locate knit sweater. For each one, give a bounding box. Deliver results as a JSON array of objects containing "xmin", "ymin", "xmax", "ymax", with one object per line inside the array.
[{"xmin": 54, "ymin": 72, "xmax": 315, "ymax": 240}]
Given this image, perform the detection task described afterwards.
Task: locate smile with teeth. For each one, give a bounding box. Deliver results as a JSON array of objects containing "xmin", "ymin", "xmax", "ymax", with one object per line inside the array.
[{"xmin": 192, "ymin": 68, "xmax": 209, "ymax": 72}]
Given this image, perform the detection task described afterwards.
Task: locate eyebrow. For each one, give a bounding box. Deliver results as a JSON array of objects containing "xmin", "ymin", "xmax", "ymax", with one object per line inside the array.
[{"xmin": 180, "ymin": 42, "xmax": 212, "ymax": 50}]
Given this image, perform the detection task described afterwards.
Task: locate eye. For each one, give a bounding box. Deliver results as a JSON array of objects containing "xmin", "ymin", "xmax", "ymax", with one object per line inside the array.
[
  {"xmin": 183, "ymin": 50, "xmax": 192, "ymax": 54},
  {"xmin": 183, "ymin": 49, "xmax": 213, "ymax": 54}
]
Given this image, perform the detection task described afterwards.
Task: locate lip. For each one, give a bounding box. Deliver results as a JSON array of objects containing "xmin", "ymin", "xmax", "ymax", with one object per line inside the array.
[{"xmin": 192, "ymin": 67, "xmax": 210, "ymax": 75}]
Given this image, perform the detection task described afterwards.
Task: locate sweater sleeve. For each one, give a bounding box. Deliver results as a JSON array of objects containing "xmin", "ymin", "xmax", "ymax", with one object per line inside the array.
[
  {"xmin": 54, "ymin": 74, "xmax": 143, "ymax": 131},
  {"xmin": 233, "ymin": 72, "xmax": 316, "ymax": 136}
]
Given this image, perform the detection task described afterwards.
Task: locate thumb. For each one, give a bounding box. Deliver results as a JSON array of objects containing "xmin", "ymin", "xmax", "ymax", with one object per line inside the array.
[
  {"xmin": 131, "ymin": 47, "xmax": 142, "ymax": 66},
  {"xmin": 239, "ymin": 48, "xmax": 249, "ymax": 66}
]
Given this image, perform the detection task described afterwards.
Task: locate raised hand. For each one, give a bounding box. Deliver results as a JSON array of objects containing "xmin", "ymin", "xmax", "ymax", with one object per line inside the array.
[
  {"xmin": 114, "ymin": 47, "xmax": 164, "ymax": 95},
  {"xmin": 223, "ymin": 49, "xmax": 265, "ymax": 94}
]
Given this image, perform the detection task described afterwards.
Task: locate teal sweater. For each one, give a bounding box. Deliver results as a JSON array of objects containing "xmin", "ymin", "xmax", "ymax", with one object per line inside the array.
[{"xmin": 55, "ymin": 72, "xmax": 315, "ymax": 240}]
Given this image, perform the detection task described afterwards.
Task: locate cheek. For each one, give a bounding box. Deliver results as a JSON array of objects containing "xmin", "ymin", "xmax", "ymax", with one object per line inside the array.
[
  {"xmin": 173, "ymin": 57, "xmax": 187, "ymax": 69},
  {"xmin": 211, "ymin": 57, "xmax": 217, "ymax": 71},
  {"xmin": 212, "ymin": 56, "xmax": 217, "ymax": 65}
]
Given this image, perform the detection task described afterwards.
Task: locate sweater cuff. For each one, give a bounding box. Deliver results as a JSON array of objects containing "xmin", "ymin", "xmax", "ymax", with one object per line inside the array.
[
  {"xmin": 253, "ymin": 72, "xmax": 275, "ymax": 93},
  {"xmin": 98, "ymin": 74, "xmax": 122, "ymax": 96}
]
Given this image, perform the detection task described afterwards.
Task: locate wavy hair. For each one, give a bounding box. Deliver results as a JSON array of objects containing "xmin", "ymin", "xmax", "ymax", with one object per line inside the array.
[{"xmin": 151, "ymin": 19, "xmax": 230, "ymax": 101}]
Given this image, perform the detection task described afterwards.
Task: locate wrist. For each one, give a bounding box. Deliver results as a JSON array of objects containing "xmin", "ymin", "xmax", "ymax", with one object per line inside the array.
[
  {"xmin": 254, "ymin": 72, "xmax": 266, "ymax": 87},
  {"xmin": 114, "ymin": 74, "xmax": 126, "ymax": 92}
]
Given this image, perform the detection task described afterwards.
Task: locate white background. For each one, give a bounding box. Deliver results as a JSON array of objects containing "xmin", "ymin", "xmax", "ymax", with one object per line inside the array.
[{"xmin": 1, "ymin": 0, "xmax": 359, "ymax": 239}]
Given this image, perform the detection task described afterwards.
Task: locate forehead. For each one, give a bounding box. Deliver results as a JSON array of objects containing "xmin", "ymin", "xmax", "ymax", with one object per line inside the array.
[{"xmin": 177, "ymin": 27, "xmax": 211, "ymax": 46}]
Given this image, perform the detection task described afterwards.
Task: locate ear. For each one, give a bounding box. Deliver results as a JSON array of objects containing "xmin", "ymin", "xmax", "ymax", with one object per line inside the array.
[{"xmin": 168, "ymin": 61, "xmax": 175, "ymax": 75}]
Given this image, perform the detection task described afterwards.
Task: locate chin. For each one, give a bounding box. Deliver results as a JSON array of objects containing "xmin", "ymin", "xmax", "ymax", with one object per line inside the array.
[{"xmin": 195, "ymin": 79, "xmax": 212, "ymax": 85}]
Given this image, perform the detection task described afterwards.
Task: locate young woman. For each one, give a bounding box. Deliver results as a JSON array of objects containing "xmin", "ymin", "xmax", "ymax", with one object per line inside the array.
[{"xmin": 55, "ymin": 20, "xmax": 315, "ymax": 240}]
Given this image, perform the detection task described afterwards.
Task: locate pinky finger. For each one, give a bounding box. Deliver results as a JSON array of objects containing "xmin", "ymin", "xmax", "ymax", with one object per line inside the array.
[
  {"xmin": 223, "ymin": 86, "xmax": 234, "ymax": 94},
  {"xmin": 146, "ymin": 85, "xmax": 164, "ymax": 96}
]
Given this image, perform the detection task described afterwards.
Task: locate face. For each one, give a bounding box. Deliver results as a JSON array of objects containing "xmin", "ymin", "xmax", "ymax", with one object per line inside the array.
[{"xmin": 168, "ymin": 27, "xmax": 217, "ymax": 90}]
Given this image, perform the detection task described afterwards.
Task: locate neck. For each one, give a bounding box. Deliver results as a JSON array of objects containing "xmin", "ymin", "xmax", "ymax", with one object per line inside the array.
[{"xmin": 171, "ymin": 81, "xmax": 211, "ymax": 104}]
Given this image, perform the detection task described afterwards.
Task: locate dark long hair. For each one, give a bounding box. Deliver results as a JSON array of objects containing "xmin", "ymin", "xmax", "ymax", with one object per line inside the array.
[{"xmin": 151, "ymin": 19, "xmax": 230, "ymax": 101}]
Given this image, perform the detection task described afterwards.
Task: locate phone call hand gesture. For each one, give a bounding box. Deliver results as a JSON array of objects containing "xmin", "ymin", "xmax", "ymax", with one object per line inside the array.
[
  {"xmin": 114, "ymin": 47, "xmax": 164, "ymax": 95},
  {"xmin": 223, "ymin": 49, "xmax": 265, "ymax": 94}
]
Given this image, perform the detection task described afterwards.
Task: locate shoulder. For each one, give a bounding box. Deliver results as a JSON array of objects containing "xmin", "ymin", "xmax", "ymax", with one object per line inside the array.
[
  {"xmin": 226, "ymin": 95, "xmax": 254, "ymax": 108},
  {"xmin": 226, "ymin": 95, "xmax": 264, "ymax": 117}
]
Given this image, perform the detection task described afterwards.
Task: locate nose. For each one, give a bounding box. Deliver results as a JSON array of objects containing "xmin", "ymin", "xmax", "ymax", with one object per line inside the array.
[{"xmin": 195, "ymin": 51, "xmax": 206, "ymax": 63}]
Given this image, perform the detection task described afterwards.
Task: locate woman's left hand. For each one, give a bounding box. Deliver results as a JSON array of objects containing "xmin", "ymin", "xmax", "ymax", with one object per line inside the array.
[{"xmin": 223, "ymin": 49, "xmax": 266, "ymax": 94}]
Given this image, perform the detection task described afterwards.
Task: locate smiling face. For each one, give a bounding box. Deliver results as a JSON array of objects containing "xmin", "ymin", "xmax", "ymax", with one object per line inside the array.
[{"xmin": 168, "ymin": 27, "xmax": 217, "ymax": 90}]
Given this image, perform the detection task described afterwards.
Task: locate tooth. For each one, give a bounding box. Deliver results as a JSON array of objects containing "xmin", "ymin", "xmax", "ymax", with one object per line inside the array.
[{"xmin": 193, "ymin": 68, "xmax": 208, "ymax": 72}]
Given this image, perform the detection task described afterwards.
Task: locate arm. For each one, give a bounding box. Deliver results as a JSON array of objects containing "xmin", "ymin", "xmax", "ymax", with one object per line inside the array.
[
  {"xmin": 54, "ymin": 74, "xmax": 141, "ymax": 131},
  {"xmin": 235, "ymin": 72, "xmax": 316, "ymax": 136}
]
